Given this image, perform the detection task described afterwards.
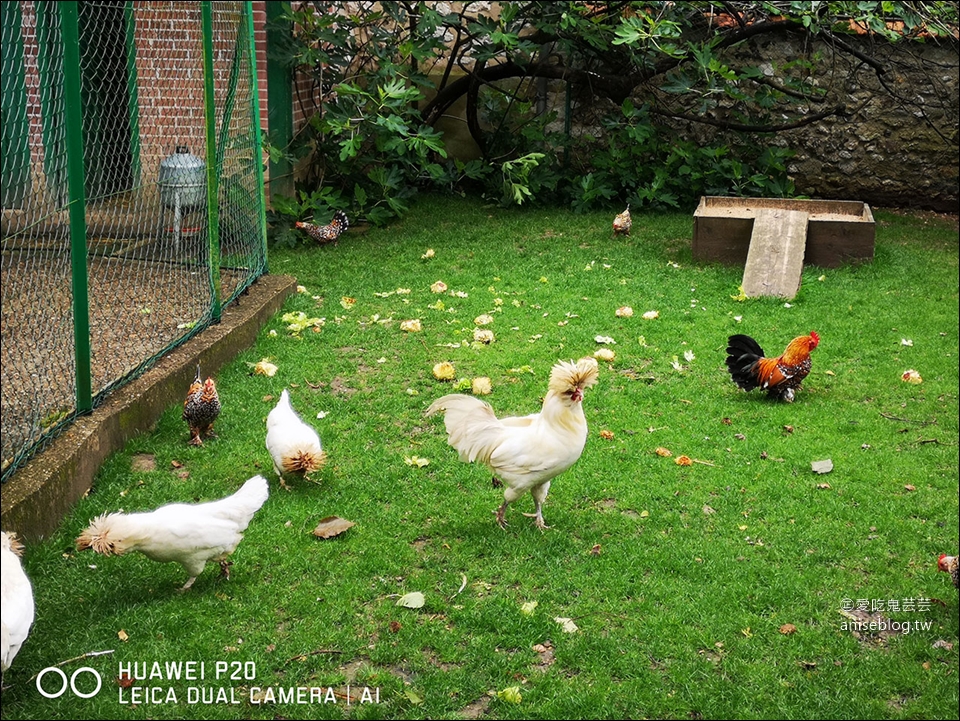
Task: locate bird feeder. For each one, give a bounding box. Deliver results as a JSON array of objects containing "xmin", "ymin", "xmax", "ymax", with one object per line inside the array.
[{"xmin": 158, "ymin": 145, "xmax": 206, "ymax": 248}]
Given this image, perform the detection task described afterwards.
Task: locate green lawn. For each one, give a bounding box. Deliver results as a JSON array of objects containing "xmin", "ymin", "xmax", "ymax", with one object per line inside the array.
[{"xmin": 3, "ymin": 197, "xmax": 957, "ymax": 720}]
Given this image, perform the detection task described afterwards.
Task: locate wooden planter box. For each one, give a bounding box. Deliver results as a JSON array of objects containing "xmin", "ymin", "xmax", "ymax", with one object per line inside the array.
[{"xmin": 693, "ymin": 197, "xmax": 875, "ymax": 268}]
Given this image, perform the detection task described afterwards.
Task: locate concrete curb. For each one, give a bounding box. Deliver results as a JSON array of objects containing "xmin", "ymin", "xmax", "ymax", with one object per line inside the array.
[{"xmin": 0, "ymin": 274, "xmax": 297, "ymax": 542}]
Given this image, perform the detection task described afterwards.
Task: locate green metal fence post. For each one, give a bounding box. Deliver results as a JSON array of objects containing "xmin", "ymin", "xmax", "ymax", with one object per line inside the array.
[
  {"xmin": 246, "ymin": 1, "xmax": 268, "ymax": 273},
  {"xmin": 201, "ymin": 1, "xmax": 222, "ymax": 322},
  {"xmin": 60, "ymin": 2, "xmax": 93, "ymax": 413}
]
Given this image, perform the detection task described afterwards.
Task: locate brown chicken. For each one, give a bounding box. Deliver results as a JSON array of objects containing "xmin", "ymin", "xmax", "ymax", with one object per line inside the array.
[
  {"xmin": 183, "ymin": 365, "xmax": 221, "ymax": 446},
  {"xmin": 726, "ymin": 331, "xmax": 820, "ymax": 402},
  {"xmin": 612, "ymin": 205, "xmax": 632, "ymax": 236},
  {"xmin": 938, "ymin": 554, "xmax": 959, "ymax": 589},
  {"xmin": 295, "ymin": 210, "xmax": 349, "ymax": 244}
]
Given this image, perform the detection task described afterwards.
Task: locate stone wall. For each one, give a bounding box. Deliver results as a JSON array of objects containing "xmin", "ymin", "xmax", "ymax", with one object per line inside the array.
[
  {"xmin": 639, "ymin": 34, "xmax": 959, "ymax": 212},
  {"xmin": 535, "ymin": 33, "xmax": 957, "ymax": 212}
]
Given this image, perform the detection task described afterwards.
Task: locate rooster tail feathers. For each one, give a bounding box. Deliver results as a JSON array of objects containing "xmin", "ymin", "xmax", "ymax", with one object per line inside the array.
[
  {"xmin": 426, "ymin": 394, "xmax": 504, "ymax": 465},
  {"xmin": 233, "ymin": 473, "xmax": 270, "ymax": 504},
  {"xmin": 725, "ymin": 334, "xmax": 766, "ymax": 390},
  {"xmin": 332, "ymin": 209, "xmax": 349, "ymax": 230}
]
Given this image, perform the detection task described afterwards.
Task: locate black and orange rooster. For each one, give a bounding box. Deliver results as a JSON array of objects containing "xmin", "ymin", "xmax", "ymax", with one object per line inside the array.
[
  {"xmin": 295, "ymin": 210, "xmax": 349, "ymax": 244},
  {"xmin": 183, "ymin": 365, "xmax": 221, "ymax": 446},
  {"xmin": 725, "ymin": 331, "xmax": 820, "ymax": 402}
]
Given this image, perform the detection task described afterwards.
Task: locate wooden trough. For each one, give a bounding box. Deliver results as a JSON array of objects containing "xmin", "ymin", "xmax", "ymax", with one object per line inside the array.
[{"xmin": 692, "ymin": 197, "xmax": 875, "ymax": 299}]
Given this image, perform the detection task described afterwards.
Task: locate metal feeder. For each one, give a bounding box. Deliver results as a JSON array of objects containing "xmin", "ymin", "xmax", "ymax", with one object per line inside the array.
[{"xmin": 159, "ymin": 145, "xmax": 206, "ymax": 249}]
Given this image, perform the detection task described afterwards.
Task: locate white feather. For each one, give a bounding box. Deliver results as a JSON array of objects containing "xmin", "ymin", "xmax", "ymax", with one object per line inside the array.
[
  {"xmin": 1, "ymin": 531, "xmax": 35, "ymax": 671},
  {"xmin": 265, "ymin": 389, "xmax": 325, "ymax": 478},
  {"xmin": 76, "ymin": 475, "xmax": 269, "ymax": 590}
]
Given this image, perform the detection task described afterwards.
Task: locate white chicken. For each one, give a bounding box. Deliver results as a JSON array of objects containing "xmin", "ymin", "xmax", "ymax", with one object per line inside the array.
[
  {"xmin": 76, "ymin": 475, "xmax": 269, "ymax": 591},
  {"xmin": 1, "ymin": 531, "xmax": 34, "ymax": 673},
  {"xmin": 266, "ymin": 389, "xmax": 326, "ymax": 490},
  {"xmin": 426, "ymin": 358, "xmax": 599, "ymax": 530}
]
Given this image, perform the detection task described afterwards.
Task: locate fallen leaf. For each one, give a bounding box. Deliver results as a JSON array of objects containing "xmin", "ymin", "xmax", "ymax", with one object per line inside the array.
[
  {"xmin": 901, "ymin": 369, "xmax": 922, "ymax": 384},
  {"xmin": 599, "ymin": 430, "xmax": 615, "ymax": 440},
  {"xmin": 170, "ymin": 459, "xmax": 183, "ymax": 469},
  {"xmin": 421, "ymin": 248, "xmax": 435, "ymax": 259},
  {"xmin": 811, "ymin": 459, "xmax": 833, "ymax": 474},
  {"xmin": 389, "ymin": 621, "xmax": 402, "ymax": 633},
  {"xmin": 779, "ymin": 623, "xmax": 797, "ymax": 635},
  {"xmin": 655, "ymin": 447, "xmax": 672, "ymax": 457},
  {"xmin": 339, "ymin": 296, "xmax": 356, "ymax": 309},
  {"xmin": 431, "ymin": 281, "xmax": 448, "ymax": 293},
  {"xmin": 555, "ymin": 617, "xmax": 579, "ymax": 633},
  {"xmin": 520, "ymin": 601, "xmax": 538, "ymax": 615},
  {"xmin": 642, "ymin": 310, "xmax": 659, "ymax": 320},
  {"xmin": 404, "ymin": 689, "xmax": 423, "ymax": 705},
  {"xmin": 639, "ymin": 510, "xmax": 650, "ymax": 518},
  {"xmin": 594, "ymin": 335, "xmax": 617, "ymax": 344},
  {"xmin": 396, "ymin": 592, "xmax": 425, "ymax": 609},
  {"xmin": 253, "ymin": 359, "xmax": 278, "ymax": 377},
  {"xmin": 474, "ymin": 314, "xmax": 494, "ymax": 326},
  {"xmin": 472, "ymin": 377, "xmax": 492, "ymax": 395},
  {"xmin": 404, "ymin": 456, "xmax": 430, "ymax": 468},
  {"xmin": 741, "ymin": 627, "xmax": 753, "ymax": 638},
  {"xmin": 615, "ymin": 306, "xmax": 634, "ymax": 317},
  {"xmin": 400, "ymin": 319, "xmax": 422, "ymax": 332},
  {"xmin": 675, "ymin": 455, "xmax": 693, "ymax": 466},
  {"xmin": 117, "ymin": 674, "xmax": 134, "ymax": 688},
  {"xmin": 473, "ymin": 328, "xmax": 494, "ymax": 344},
  {"xmin": 702, "ymin": 504, "xmax": 716, "ymax": 515},
  {"xmin": 904, "ymin": 484, "xmax": 916, "ymax": 492},
  {"xmin": 798, "ymin": 660, "xmax": 817, "ymax": 670},
  {"xmin": 432, "ymin": 362, "xmax": 456, "ymax": 381},
  {"xmin": 118, "ymin": 629, "xmax": 129, "ymax": 642},
  {"xmin": 932, "ymin": 639, "xmax": 954, "ymax": 650},
  {"xmin": 312, "ymin": 516, "xmax": 356, "ymax": 539},
  {"xmin": 594, "ymin": 348, "xmax": 615, "ymax": 362},
  {"xmin": 816, "ymin": 482, "xmax": 832, "ymax": 489},
  {"xmin": 590, "ymin": 544, "xmax": 602, "ymax": 555},
  {"xmin": 497, "ymin": 686, "xmax": 522, "ymax": 704}
]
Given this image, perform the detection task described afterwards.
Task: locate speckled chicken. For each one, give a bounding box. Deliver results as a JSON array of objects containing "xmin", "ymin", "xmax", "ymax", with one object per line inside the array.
[
  {"xmin": 938, "ymin": 554, "xmax": 959, "ymax": 589},
  {"xmin": 183, "ymin": 365, "xmax": 221, "ymax": 446},
  {"xmin": 612, "ymin": 205, "xmax": 632, "ymax": 236},
  {"xmin": 726, "ymin": 331, "xmax": 819, "ymax": 402},
  {"xmin": 295, "ymin": 210, "xmax": 349, "ymax": 244}
]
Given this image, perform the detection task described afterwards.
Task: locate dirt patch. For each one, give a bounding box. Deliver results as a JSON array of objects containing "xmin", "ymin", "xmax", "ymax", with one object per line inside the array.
[{"xmin": 131, "ymin": 453, "xmax": 157, "ymax": 472}]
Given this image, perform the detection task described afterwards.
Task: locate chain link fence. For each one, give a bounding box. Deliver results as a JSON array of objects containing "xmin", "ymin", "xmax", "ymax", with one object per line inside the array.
[{"xmin": 1, "ymin": 1, "xmax": 267, "ymax": 483}]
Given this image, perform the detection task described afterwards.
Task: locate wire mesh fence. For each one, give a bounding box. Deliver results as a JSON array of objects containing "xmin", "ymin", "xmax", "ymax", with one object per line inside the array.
[{"xmin": 1, "ymin": 1, "xmax": 266, "ymax": 483}]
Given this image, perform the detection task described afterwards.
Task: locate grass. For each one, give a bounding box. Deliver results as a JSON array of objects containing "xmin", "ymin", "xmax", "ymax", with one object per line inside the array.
[{"xmin": 3, "ymin": 196, "xmax": 958, "ymax": 720}]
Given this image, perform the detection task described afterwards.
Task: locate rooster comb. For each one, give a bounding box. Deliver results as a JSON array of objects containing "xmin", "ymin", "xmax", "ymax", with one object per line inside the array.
[{"xmin": 809, "ymin": 331, "xmax": 820, "ymax": 346}]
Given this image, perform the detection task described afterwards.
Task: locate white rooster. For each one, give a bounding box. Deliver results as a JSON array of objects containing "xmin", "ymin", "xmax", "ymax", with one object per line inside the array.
[
  {"xmin": 426, "ymin": 358, "xmax": 599, "ymax": 530},
  {"xmin": 266, "ymin": 389, "xmax": 326, "ymax": 490},
  {"xmin": 76, "ymin": 475, "xmax": 269, "ymax": 591},
  {"xmin": 1, "ymin": 531, "xmax": 34, "ymax": 673}
]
